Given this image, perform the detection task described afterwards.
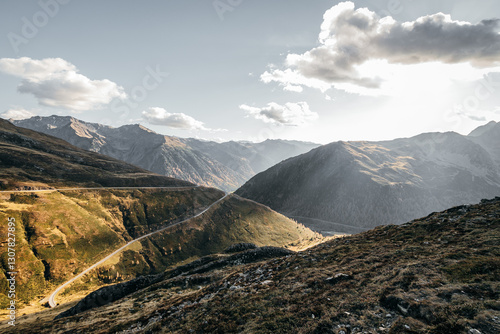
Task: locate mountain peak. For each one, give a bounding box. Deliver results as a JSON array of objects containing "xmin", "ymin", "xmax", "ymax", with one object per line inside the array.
[
  {"xmin": 468, "ymin": 120, "xmax": 499, "ymax": 137},
  {"xmin": 117, "ymin": 123, "xmax": 155, "ymax": 132}
]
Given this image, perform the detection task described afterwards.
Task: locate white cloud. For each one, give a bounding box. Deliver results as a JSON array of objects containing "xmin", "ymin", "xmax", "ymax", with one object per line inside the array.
[
  {"xmin": 283, "ymin": 84, "xmax": 304, "ymax": 93},
  {"xmin": 0, "ymin": 57, "xmax": 126, "ymax": 111},
  {"xmin": 262, "ymin": 1, "xmax": 500, "ymax": 95},
  {"xmin": 0, "ymin": 107, "xmax": 36, "ymax": 120},
  {"xmin": 261, "ymin": 68, "xmax": 330, "ymax": 93},
  {"xmin": 240, "ymin": 102, "xmax": 318, "ymax": 126},
  {"xmin": 142, "ymin": 107, "xmax": 226, "ymax": 132}
]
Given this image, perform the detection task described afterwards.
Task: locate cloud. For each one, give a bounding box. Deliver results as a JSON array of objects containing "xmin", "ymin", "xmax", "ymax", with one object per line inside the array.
[
  {"xmin": 261, "ymin": 68, "xmax": 330, "ymax": 93},
  {"xmin": 454, "ymin": 107, "xmax": 497, "ymax": 122},
  {"xmin": 0, "ymin": 107, "xmax": 36, "ymax": 120},
  {"xmin": 142, "ymin": 107, "xmax": 226, "ymax": 132},
  {"xmin": 458, "ymin": 111, "xmax": 487, "ymax": 122},
  {"xmin": 262, "ymin": 1, "xmax": 500, "ymax": 94},
  {"xmin": 283, "ymin": 84, "xmax": 304, "ymax": 93},
  {"xmin": 0, "ymin": 57, "xmax": 126, "ymax": 111},
  {"xmin": 240, "ymin": 102, "xmax": 318, "ymax": 126}
]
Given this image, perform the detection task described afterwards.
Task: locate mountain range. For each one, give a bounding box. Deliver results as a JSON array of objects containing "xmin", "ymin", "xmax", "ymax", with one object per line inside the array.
[
  {"xmin": 0, "ymin": 118, "xmax": 190, "ymax": 190},
  {"xmin": 12, "ymin": 116, "xmax": 319, "ymax": 191},
  {"xmin": 236, "ymin": 122, "xmax": 500, "ymax": 234},
  {"xmin": 9, "ymin": 115, "xmax": 500, "ymax": 236}
]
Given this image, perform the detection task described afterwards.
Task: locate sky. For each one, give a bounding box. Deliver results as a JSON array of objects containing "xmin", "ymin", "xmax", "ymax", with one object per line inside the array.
[{"xmin": 0, "ymin": 0, "xmax": 500, "ymax": 144}]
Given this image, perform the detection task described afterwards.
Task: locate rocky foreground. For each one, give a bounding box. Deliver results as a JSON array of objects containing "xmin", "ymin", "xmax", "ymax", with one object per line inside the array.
[{"xmin": 7, "ymin": 198, "xmax": 500, "ymax": 333}]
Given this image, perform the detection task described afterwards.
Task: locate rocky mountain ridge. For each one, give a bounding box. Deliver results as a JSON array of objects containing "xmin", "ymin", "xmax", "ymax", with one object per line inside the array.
[
  {"xmin": 236, "ymin": 122, "xmax": 500, "ymax": 234},
  {"xmin": 0, "ymin": 118, "xmax": 191, "ymax": 190}
]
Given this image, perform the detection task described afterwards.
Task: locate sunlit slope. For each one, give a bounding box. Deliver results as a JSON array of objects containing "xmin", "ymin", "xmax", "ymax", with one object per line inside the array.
[{"xmin": 0, "ymin": 187, "xmax": 223, "ymax": 306}]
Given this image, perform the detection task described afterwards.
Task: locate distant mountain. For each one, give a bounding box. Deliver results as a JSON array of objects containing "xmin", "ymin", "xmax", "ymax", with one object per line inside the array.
[
  {"xmin": 12, "ymin": 116, "xmax": 319, "ymax": 191},
  {"xmin": 0, "ymin": 118, "xmax": 191, "ymax": 190},
  {"xmin": 184, "ymin": 138, "xmax": 320, "ymax": 180},
  {"xmin": 468, "ymin": 120, "xmax": 500, "ymax": 166},
  {"xmin": 11, "ymin": 116, "xmax": 245, "ymax": 191},
  {"xmin": 236, "ymin": 123, "xmax": 500, "ymax": 234}
]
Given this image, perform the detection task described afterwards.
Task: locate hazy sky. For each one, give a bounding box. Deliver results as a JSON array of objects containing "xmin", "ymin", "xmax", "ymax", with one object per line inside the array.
[{"xmin": 1, "ymin": 0, "xmax": 500, "ymax": 144}]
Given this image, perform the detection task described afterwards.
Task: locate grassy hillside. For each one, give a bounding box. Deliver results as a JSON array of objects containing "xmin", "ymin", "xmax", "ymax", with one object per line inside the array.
[
  {"xmin": 108, "ymin": 194, "xmax": 318, "ymax": 271},
  {"xmin": 0, "ymin": 187, "xmax": 223, "ymax": 307},
  {"xmin": 0, "ymin": 189, "xmax": 319, "ymax": 312},
  {"xmin": 10, "ymin": 197, "xmax": 498, "ymax": 333},
  {"xmin": 57, "ymin": 194, "xmax": 320, "ymax": 303}
]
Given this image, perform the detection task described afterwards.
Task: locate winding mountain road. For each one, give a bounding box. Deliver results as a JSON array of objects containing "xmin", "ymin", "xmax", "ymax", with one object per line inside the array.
[
  {"xmin": 1, "ymin": 185, "xmax": 227, "ymax": 308},
  {"xmin": 46, "ymin": 192, "xmax": 228, "ymax": 308}
]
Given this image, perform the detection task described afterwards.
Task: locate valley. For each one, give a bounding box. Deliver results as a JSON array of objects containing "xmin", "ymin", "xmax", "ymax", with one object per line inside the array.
[{"xmin": 0, "ymin": 116, "xmax": 498, "ymax": 334}]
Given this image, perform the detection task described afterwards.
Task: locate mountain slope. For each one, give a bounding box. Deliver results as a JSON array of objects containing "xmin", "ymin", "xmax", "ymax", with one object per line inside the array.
[
  {"xmin": 12, "ymin": 116, "xmax": 319, "ymax": 191},
  {"xmin": 0, "ymin": 118, "xmax": 191, "ymax": 190},
  {"xmin": 236, "ymin": 124, "xmax": 500, "ymax": 234},
  {"xmin": 469, "ymin": 121, "xmax": 500, "ymax": 166},
  {"xmin": 0, "ymin": 189, "xmax": 318, "ymax": 309},
  {"xmin": 9, "ymin": 197, "xmax": 499, "ymax": 334}
]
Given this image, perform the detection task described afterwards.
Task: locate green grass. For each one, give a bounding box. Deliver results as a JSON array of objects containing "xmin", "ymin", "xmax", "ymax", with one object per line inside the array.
[
  {"xmin": 0, "ymin": 188, "xmax": 224, "ymax": 306},
  {"xmin": 125, "ymin": 195, "xmax": 319, "ymax": 272}
]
